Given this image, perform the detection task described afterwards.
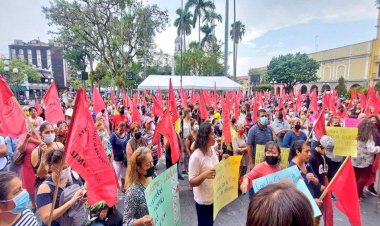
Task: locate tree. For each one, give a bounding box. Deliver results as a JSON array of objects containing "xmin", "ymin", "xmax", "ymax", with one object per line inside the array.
[
  {"xmin": 185, "ymin": 0, "xmax": 215, "ymax": 44},
  {"xmin": 375, "ymin": 81, "xmax": 380, "ymax": 93},
  {"xmin": 248, "ymin": 68, "xmax": 262, "ymax": 88},
  {"xmin": 90, "ymin": 63, "xmax": 112, "ymax": 90},
  {"xmin": 201, "ymin": 23, "xmax": 217, "ymax": 49},
  {"xmin": 230, "ymin": 20, "xmax": 245, "ymax": 81},
  {"xmin": 202, "ymin": 10, "xmax": 222, "ymax": 24},
  {"xmin": 335, "ymin": 76, "xmax": 347, "ymax": 96},
  {"xmin": 265, "ymin": 52, "xmax": 320, "ymax": 93},
  {"xmin": 43, "ymin": 0, "xmax": 169, "ymax": 89},
  {"xmin": 174, "ymin": 7, "xmax": 193, "ymax": 52},
  {"xmin": 0, "ymin": 58, "xmax": 40, "ymax": 99}
]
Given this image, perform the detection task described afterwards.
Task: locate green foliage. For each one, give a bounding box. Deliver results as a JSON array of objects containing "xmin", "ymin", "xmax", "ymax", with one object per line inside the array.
[
  {"xmin": 253, "ymin": 84, "xmax": 271, "ymax": 92},
  {"xmin": 335, "ymin": 76, "xmax": 347, "ymax": 96},
  {"xmin": 62, "ymin": 45, "xmax": 87, "ymax": 71},
  {"xmin": 200, "ymin": 23, "xmax": 217, "ymax": 49},
  {"xmin": 265, "ymin": 52, "xmax": 319, "ymax": 93},
  {"xmin": 248, "ymin": 68, "xmax": 263, "ymax": 85},
  {"xmin": 0, "ymin": 58, "xmax": 40, "ymax": 88},
  {"xmin": 174, "ymin": 8, "xmax": 193, "ymax": 37},
  {"xmin": 375, "ymin": 82, "xmax": 380, "ymax": 93},
  {"xmin": 186, "ymin": 0, "xmax": 216, "ymax": 43},
  {"xmin": 230, "ymin": 21, "xmax": 245, "ymax": 44}
]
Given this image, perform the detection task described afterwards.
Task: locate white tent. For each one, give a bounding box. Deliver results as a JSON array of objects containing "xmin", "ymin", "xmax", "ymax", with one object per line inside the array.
[{"xmin": 138, "ymin": 75, "xmax": 242, "ymax": 91}]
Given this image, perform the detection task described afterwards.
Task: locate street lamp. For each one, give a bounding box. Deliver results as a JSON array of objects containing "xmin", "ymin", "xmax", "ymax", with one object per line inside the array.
[{"xmin": 3, "ymin": 60, "xmax": 10, "ymax": 82}]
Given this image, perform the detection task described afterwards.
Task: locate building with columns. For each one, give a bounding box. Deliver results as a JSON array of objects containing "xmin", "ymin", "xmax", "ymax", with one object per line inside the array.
[{"xmin": 272, "ymin": 6, "xmax": 380, "ymax": 96}]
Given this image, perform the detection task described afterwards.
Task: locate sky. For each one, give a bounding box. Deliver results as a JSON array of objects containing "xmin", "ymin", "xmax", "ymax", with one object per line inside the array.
[{"xmin": 0, "ymin": 0, "xmax": 378, "ymax": 77}]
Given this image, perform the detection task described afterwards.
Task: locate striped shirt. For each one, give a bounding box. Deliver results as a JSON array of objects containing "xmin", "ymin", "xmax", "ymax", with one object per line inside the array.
[
  {"xmin": 247, "ymin": 123, "xmax": 274, "ymax": 157},
  {"xmin": 13, "ymin": 209, "xmax": 39, "ymax": 226}
]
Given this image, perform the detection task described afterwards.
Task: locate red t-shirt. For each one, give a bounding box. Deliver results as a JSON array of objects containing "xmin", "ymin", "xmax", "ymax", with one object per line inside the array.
[
  {"xmin": 240, "ymin": 162, "xmax": 282, "ymax": 190},
  {"xmin": 112, "ymin": 115, "xmax": 127, "ymax": 130}
]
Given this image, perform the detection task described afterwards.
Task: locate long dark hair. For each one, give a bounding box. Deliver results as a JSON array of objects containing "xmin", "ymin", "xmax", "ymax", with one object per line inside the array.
[
  {"xmin": 357, "ymin": 119, "xmax": 374, "ymax": 142},
  {"xmin": 0, "ymin": 171, "xmax": 17, "ymax": 200},
  {"xmin": 288, "ymin": 140, "xmax": 306, "ymax": 162},
  {"xmin": 263, "ymin": 141, "xmax": 281, "ymax": 163},
  {"xmin": 194, "ymin": 122, "xmax": 213, "ymax": 153}
]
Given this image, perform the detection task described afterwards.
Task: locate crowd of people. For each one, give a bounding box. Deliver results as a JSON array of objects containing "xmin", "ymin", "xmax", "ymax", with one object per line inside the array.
[{"xmin": 1, "ymin": 85, "xmax": 380, "ymax": 226}]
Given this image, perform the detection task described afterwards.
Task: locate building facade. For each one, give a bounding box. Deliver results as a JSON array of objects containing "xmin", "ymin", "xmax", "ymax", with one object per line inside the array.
[{"xmin": 8, "ymin": 39, "xmax": 69, "ymax": 99}]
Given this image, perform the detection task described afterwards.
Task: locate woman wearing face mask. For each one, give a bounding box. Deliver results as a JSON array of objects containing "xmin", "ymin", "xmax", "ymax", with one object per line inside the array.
[
  {"xmin": 123, "ymin": 147, "xmax": 155, "ymax": 226},
  {"xmin": 0, "ymin": 171, "xmax": 39, "ymax": 226},
  {"xmin": 16, "ymin": 122, "xmax": 43, "ymax": 211},
  {"xmin": 142, "ymin": 117, "xmax": 159, "ymax": 166},
  {"xmin": 283, "ymin": 118, "xmax": 307, "ymax": 148},
  {"xmin": 126, "ymin": 123, "xmax": 149, "ymax": 160},
  {"xmin": 233, "ymin": 123, "xmax": 249, "ymax": 180},
  {"xmin": 365, "ymin": 115, "xmax": 380, "ymax": 196},
  {"xmin": 240, "ymin": 141, "xmax": 282, "ymax": 195},
  {"xmin": 186, "ymin": 119, "xmax": 199, "ymax": 157},
  {"xmin": 36, "ymin": 148, "xmax": 85, "ymax": 226},
  {"xmin": 96, "ymin": 121, "xmax": 113, "ymax": 162}
]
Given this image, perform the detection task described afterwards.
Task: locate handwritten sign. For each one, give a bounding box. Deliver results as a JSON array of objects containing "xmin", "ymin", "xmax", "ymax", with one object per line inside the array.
[
  {"xmin": 326, "ymin": 127, "xmax": 357, "ymax": 157},
  {"xmin": 252, "ymin": 166, "xmax": 321, "ymax": 217},
  {"xmin": 145, "ymin": 164, "xmax": 182, "ymax": 226},
  {"xmin": 344, "ymin": 118, "xmax": 360, "ymax": 128},
  {"xmin": 213, "ymin": 155, "xmax": 242, "ymax": 220},
  {"xmin": 254, "ymin": 145, "xmax": 289, "ymax": 168}
]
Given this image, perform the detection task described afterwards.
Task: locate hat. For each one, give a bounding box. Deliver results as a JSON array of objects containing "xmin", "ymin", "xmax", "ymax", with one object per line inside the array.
[
  {"xmin": 320, "ymin": 135, "xmax": 335, "ymax": 159},
  {"xmin": 214, "ymin": 112, "xmax": 221, "ymax": 119},
  {"xmin": 144, "ymin": 117, "xmax": 153, "ymax": 125},
  {"xmin": 65, "ymin": 108, "xmax": 73, "ymax": 117}
]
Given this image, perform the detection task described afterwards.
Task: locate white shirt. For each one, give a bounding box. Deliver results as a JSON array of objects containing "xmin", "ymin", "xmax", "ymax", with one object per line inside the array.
[{"xmin": 189, "ymin": 148, "xmax": 219, "ymax": 205}]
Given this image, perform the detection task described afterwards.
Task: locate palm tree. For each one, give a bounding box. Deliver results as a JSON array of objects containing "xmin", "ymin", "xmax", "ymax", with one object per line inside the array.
[
  {"xmin": 202, "ymin": 11, "xmax": 222, "ymax": 24},
  {"xmin": 201, "ymin": 23, "xmax": 217, "ymax": 49},
  {"xmin": 185, "ymin": 0, "xmax": 215, "ymax": 44},
  {"xmin": 230, "ymin": 20, "xmax": 245, "ymax": 81},
  {"xmin": 174, "ymin": 8, "xmax": 193, "ymax": 52},
  {"xmin": 224, "ymin": 0, "xmax": 229, "ymax": 77}
]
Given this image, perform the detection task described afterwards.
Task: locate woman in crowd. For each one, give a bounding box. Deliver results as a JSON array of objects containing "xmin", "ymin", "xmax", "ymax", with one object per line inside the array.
[
  {"xmin": 188, "ymin": 122, "xmax": 228, "ymax": 226},
  {"xmin": 36, "ymin": 148, "xmax": 86, "ymax": 226},
  {"xmin": 182, "ymin": 108, "xmax": 192, "ymax": 174},
  {"xmin": 246, "ymin": 180, "xmax": 314, "ymax": 226},
  {"xmin": 55, "ymin": 121, "xmax": 69, "ymax": 144},
  {"xmin": 27, "ymin": 107, "xmax": 44, "ymax": 130},
  {"xmin": 31, "ymin": 122, "xmax": 64, "ymax": 195},
  {"xmin": 127, "ymin": 122, "xmax": 149, "ymax": 159},
  {"xmin": 283, "ymin": 118, "xmax": 307, "ymax": 148},
  {"xmin": 232, "ymin": 123, "xmax": 248, "ymax": 181},
  {"xmin": 288, "ymin": 140, "xmax": 323, "ymax": 203},
  {"xmin": 142, "ymin": 117, "xmax": 158, "ymax": 166},
  {"xmin": 0, "ymin": 171, "xmax": 39, "ymax": 226},
  {"xmin": 240, "ymin": 141, "xmax": 282, "ymax": 196},
  {"xmin": 185, "ymin": 119, "xmax": 199, "ymax": 157},
  {"xmin": 123, "ymin": 147, "xmax": 155, "ymax": 226},
  {"xmin": 110, "ymin": 122, "xmax": 130, "ymax": 192},
  {"xmin": 365, "ymin": 115, "xmax": 380, "ymax": 196},
  {"xmin": 352, "ymin": 119, "xmax": 380, "ymax": 199},
  {"xmin": 16, "ymin": 122, "xmax": 42, "ymax": 211},
  {"xmin": 96, "ymin": 121, "xmax": 113, "ymax": 161}
]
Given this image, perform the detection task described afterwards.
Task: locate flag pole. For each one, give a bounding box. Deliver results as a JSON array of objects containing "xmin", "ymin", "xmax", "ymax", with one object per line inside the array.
[
  {"xmin": 319, "ymin": 156, "xmax": 351, "ymax": 200},
  {"xmin": 47, "ymin": 154, "xmax": 65, "ymax": 226}
]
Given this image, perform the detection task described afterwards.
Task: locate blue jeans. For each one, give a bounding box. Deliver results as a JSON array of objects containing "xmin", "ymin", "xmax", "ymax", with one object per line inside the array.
[{"xmin": 195, "ymin": 202, "xmax": 213, "ymax": 226}]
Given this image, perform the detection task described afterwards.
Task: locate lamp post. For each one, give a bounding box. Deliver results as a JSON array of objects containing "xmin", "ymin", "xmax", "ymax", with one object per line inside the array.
[
  {"xmin": 12, "ymin": 68, "xmax": 19, "ymax": 100},
  {"xmin": 270, "ymin": 78, "xmax": 277, "ymax": 95},
  {"xmin": 3, "ymin": 59, "xmax": 10, "ymax": 82}
]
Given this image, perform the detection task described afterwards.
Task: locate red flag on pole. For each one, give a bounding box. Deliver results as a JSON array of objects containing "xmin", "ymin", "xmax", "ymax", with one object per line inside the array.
[
  {"xmin": 92, "ymin": 85, "xmax": 106, "ymax": 114},
  {"xmin": 351, "ymin": 88, "xmax": 357, "ymax": 100},
  {"xmin": 199, "ymin": 90, "xmax": 209, "ymax": 120},
  {"xmin": 43, "ymin": 81, "xmax": 64, "ymax": 124},
  {"xmin": 131, "ymin": 102, "xmax": 141, "ymax": 126},
  {"xmin": 313, "ymin": 111, "xmax": 326, "ymax": 140},
  {"xmin": 310, "ymin": 89, "xmax": 318, "ymax": 112},
  {"xmin": 110, "ymin": 88, "xmax": 116, "ymax": 106},
  {"xmin": 169, "ymin": 79, "xmax": 179, "ymax": 122},
  {"xmin": 152, "ymin": 96, "xmax": 163, "ymax": 117},
  {"xmin": 0, "ymin": 76, "xmax": 26, "ymax": 137},
  {"xmin": 35, "ymin": 99, "xmax": 43, "ymax": 116},
  {"xmin": 323, "ymin": 177, "xmax": 334, "ymax": 226},
  {"xmin": 222, "ymin": 100, "xmax": 232, "ymax": 145},
  {"xmin": 65, "ymin": 88, "xmax": 118, "ymax": 206}
]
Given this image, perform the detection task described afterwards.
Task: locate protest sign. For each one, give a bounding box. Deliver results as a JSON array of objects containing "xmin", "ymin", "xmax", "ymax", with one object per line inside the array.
[
  {"xmin": 252, "ymin": 166, "xmax": 322, "ymax": 217},
  {"xmin": 213, "ymin": 155, "xmax": 242, "ymax": 220},
  {"xmin": 326, "ymin": 127, "xmax": 357, "ymax": 157},
  {"xmin": 344, "ymin": 118, "xmax": 360, "ymax": 128},
  {"xmin": 254, "ymin": 145, "xmax": 289, "ymax": 168},
  {"xmin": 144, "ymin": 164, "xmax": 182, "ymax": 226}
]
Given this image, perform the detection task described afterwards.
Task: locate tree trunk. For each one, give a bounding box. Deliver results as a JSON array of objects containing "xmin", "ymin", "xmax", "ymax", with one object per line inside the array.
[
  {"xmin": 198, "ymin": 14, "xmax": 201, "ymax": 46},
  {"xmin": 224, "ymin": 0, "xmax": 229, "ymax": 76},
  {"xmin": 233, "ymin": 0, "xmax": 236, "ymax": 81}
]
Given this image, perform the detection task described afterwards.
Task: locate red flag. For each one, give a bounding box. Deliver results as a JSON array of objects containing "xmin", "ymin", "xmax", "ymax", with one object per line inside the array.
[
  {"xmin": 132, "ymin": 102, "xmax": 141, "ymax": 126},
  {"xmin": 35, "ymin": 99, "xmax": 43, "ymax": 116},
  {"xmin": 295, "ymin": 90, "xmax": 302, "ymax": 112},
  {"xmin": 222, "ymin": 99, "xmax": 232, "ymax": 145},
  {"xmin": 0, "ymin": 76, "xmax": 26, "ymax": 137},
  {"xmin": 359, "ymin": 92, "xmax": 366, "ymax": 111},
  {"xmin": 323, "ymin": 177, "xmax": 334, "ymax": 226},
  {"xmin": 310, "ymin": 89, "xmax": 318, "ymax": 112},
  {"xmin": 328, "ymin": 157, "xmax": 361, "ymax": 226},
  {"xmin": 180, "ymin": 88, "xmax": 187, "ymax": 108},
  {"xmin": 152, "ymin": 96, "xmax": 163, "ymax": 117},
  {"xmin": 234, "ymin": 98, "xmax": 240, "ymax": 121},
  {"xmin": 199, "ymin": 90, "xmax": 209, "ymax": 120},
  {"xmin": 155, "ymin": 110, "xmax": 180, "ymax": 164},
  {"xmin": 110, "ymin": 88, "xmax": 116, "ymax": 106},
  {"xmin": 351, "ymin": 88, "xmax": 357, "ymax": 100},
  {"xmin": 92, "ymin": 85, "xmax": 106, "ymax": 114},
  {"xmin": 43, "ymin": 81, "xmax": 64, "ymax": 124},
  {"xmin": 252, "ymin": 102, "xmax": 258, "ymax": 124},
  {"xmin": 314, "ymin": 111, "xmax": 326, "ymax": 140},
  {"xmin": 65, "ymin": 88, "xmax": 118, "ymax": 206},
  {"xmin": 133, "ymin": 92, "xmax": 139, "ymax": 107},
  {"xmin": 169, "ymin": 79, "xmax": 179, "ymax": 122}
]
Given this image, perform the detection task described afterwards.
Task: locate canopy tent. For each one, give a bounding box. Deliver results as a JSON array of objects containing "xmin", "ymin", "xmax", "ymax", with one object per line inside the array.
[{"xmin": 138, "ymin": 75, "xmax": 242, "ymax": 91}]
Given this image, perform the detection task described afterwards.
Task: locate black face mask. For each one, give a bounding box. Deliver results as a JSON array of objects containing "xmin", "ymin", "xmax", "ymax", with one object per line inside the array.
[
  {"xmin": 265, "ymin": 155, "xmax": 279, "ymax": 165},
  {"xmin": 294, "ymin": 124, "xmax": 301, "ymax": 131},
  {"xmin": 145, "ymin": 166, "xmax": 155, "ymax": 177},
  {"xmin": 278, "ymin": 113, "xmax": 283, "ymax": 120},
  {"xmin": 134, "ymin": 131, "xmax": 142, "ymax": 140}
]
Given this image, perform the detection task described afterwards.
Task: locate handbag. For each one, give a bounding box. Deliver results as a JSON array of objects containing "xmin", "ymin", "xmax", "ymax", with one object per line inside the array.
[{"xmin": 13, "ymin": 150, "xmax": 26, "ymax": 165}]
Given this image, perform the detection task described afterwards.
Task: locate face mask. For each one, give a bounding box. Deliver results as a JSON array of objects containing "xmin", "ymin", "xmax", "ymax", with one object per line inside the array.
[
  {"xmin": 259, "ymin": 116, "xmax": 268, "ymax": 126},
  {"xmin": 1, "ymin": 189, "xmax": 30, "ymax": 214},
  {"xmin": 294, "ymin": 124, "xmax": 301, "ymax": 131},
  {"xmin": 193, "ymin": 125, "xmax": 199, "ymax": 131},
  {"xmin": 144, "ymin": 166, "xmax": 155, "ymax": 177},
  {"xmin": 189, "ymin": 112, "xmax": 192, "ymax": 117},
  {"xmin": 265, "ymin": 155, "xmax": 279, "ymax": 165},
  {"xmin": 134, "ymin": 131, "xmax": 142, "ymax": 140},
  {"xmin": 278, "ymin": 113, "xmax": 283, "ymax": 120},
  {"xmin": 238, "ymin": 129, "xmax": 245, "ymax": 136},
  {"xmin": 214, "ymin": 125, "xmax": 220, "ymax": 131},
  {"xmin": 98, "ymin": 131, "xmax": 106, "ymax": 139},
  {"xmin": 43, "ymin": 133, "xmax": 55, "ymax": 144}
]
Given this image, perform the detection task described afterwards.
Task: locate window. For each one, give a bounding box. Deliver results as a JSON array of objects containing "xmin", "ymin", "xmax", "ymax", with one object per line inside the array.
[
  {"xmin": 37, "ymin": 50, "xmax": 41, "ymax": 67},
  {"xmin": 378, "ymin": 64, "xmax": 380, "ymax": 78},
  {"xmin": 27, "ymin": 49, "xmax": 32, "ymax": 64},
  {"xmin": 11, "ymin": 49, "xmax": 16, "ymax": 59},
  {"xmin": 18, "ymin": 49, "xmax": 24, "ymax": 59},
  {"xmin": 47, "ymin": 49, "xmax": 51, "ymax": 69}
]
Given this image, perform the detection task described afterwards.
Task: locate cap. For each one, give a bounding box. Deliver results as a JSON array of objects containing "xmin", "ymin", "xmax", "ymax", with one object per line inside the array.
[
  {"xmin": 65, "ymin": 108, "xmax": 73, "ymax": 117},
  {"xmin": 144, "ymin": 117, "xmax": 153, "ymax": 125},
  {"xmin": 214, "ymin": 112, "xmax": 221, "ymax": 119},
  {"xmin": 320, "ymin": 135, "xmax": 335, "ymax": 159}
]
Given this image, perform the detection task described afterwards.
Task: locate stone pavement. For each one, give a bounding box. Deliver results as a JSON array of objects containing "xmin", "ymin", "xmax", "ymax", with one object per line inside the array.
[{"xmin": 117, "ymin": 157, "xmax": 380, "ymax": 226}]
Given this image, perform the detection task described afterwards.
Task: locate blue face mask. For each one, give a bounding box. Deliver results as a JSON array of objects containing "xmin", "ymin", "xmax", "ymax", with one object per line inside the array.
[
  {"xmin": 260, "ymin": 116, "xmax": 268, "ymax": 126},
  {"xmin": 1, "ymin": 189, "xmax": 30, "ymax": 214}
]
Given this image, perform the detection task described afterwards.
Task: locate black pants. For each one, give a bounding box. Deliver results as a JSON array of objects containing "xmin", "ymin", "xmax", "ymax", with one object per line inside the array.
[{"xmin": 195, "ymin": 202, "xmax": 213, "ymax": 226}]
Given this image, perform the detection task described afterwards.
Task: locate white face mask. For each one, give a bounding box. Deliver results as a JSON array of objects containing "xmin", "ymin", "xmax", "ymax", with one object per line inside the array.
[
  {"xmin": 43, "ymin": 133, "xmax": 55, "ymax": 144},
  {"xmin": 60, "ymin": 168, "xmax": 70, "ymax": 180}
]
